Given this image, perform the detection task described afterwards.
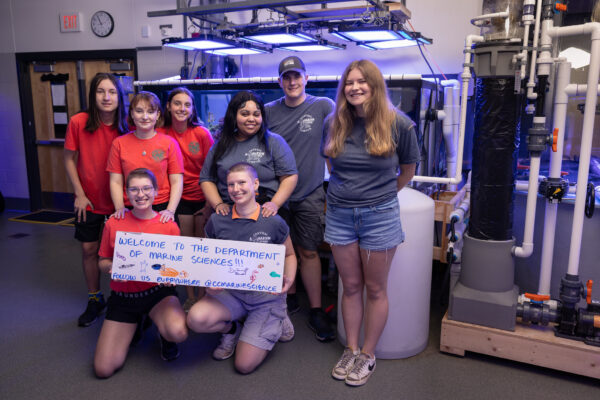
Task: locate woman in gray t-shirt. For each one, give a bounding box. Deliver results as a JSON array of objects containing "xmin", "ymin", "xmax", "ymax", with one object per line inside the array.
[
  {"xmin": 199, "ymin": 91, "xmax": 298, "ymax": 218},
  {"xmin": 323, "ymin": 60, "xmax": 419, "ymax": 386}
]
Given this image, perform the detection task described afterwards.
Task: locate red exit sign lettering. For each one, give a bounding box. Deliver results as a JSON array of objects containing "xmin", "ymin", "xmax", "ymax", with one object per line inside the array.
[{"xmin": 59, "ymin": 12, "xmax": 82, "ymax": 32}]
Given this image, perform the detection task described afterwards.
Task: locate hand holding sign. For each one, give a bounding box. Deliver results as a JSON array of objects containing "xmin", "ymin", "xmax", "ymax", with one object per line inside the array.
[{"xmin": 112, "ymin": 231, "xmax": 286, "ymax": 293}]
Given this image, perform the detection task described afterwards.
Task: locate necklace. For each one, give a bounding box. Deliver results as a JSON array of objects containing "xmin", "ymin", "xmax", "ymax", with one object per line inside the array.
[{"xmin": 134, "ymin": 130, "xmax": 156, "ymax": 156}]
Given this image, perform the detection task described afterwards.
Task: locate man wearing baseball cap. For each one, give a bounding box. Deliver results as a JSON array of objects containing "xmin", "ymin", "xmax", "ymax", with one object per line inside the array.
[{"xmin": 265, "ymin": 56, "xmax": 336, "ymax": 342}]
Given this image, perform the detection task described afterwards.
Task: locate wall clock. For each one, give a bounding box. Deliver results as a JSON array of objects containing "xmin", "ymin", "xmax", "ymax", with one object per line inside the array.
[{"xmin": 91, "ymin": 11, "xmax": 114, "ymax": 38}]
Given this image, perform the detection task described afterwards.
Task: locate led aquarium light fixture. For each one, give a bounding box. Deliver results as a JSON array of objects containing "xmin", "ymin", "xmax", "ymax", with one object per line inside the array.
[
  {"xmin": 279, "ymin": 39, "xmax": 346, "ymax": 52},
  {"xmin": 241, "ymin": 26, "xmax": 316, "ymax": 45},
  {"xmin": 162, "ymin": 36, "xmax": 236, "ymax": 51}
]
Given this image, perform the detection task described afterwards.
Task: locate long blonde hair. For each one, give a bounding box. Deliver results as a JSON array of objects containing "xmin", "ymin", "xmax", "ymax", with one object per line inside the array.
[{"xmin": 324, "ymin": 59, "xmax": 397, "ymax": 158}]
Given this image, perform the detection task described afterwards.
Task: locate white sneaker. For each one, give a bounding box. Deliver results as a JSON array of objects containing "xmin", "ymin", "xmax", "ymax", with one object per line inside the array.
[
  {"xmin": 345, "ymin": 353, "xmax": 376, "ymax": 386},
  {"xmin": 331, "ymin": 347, "xmax": 360, "ymax": 380},
  {"xmin": 279, "ymin": 313, "xmax": 295, "ymax": 342},
  {"xmin": 212, "ymin": 321, "xmax": 241, "ymax": 360}
]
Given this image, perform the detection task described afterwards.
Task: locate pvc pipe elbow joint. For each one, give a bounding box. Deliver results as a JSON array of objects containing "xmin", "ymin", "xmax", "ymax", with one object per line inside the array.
[{"xmin": 512, "ymin": 242, "xmax": 534, "ymax": 258}]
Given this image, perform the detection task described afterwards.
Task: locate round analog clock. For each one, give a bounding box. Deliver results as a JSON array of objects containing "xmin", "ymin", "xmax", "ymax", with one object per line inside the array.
[{"xmin": 91, "ymin": 11, "xmax": 114, "ymax": 38}]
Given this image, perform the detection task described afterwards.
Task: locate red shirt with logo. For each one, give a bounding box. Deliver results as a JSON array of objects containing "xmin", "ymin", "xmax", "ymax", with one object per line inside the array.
[
  {"xmin": 64, "ymin": 112, "xmax": 119, "ymax": 215},
  {"xmin": 99, "ymin": 212, "xmax": 180, "ymax": 293},
  {"xmin": 106, "ymin": 132, "xmax": 184, "ymax": 206},
  {"xmin": 160, "ymin": 126, "xmax": 214, "ymax": 201}
]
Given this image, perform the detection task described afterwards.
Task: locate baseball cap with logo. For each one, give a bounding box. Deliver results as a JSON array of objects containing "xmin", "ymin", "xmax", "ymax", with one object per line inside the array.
[{"xmin": 278, "ymin": 56, "xmax": 306, "ymax": 77}]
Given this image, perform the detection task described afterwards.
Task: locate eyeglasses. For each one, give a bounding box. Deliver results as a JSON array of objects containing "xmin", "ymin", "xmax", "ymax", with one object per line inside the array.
[{"xmin": 127, "ymin": 186, "xmax": 154, "ymax": 195}]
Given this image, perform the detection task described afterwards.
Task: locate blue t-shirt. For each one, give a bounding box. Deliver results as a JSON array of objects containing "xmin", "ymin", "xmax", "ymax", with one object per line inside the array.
[
  {"xmin": 199, "ymin": 132, "xmax": 297, "ymax": 203},
  {"xmin": 326, "ymin": 113, "xmax": 420, "ymax": 208},
  {"xmin": 265, "ymin": 95, "xmax": 334, "ymax": 201},
  {"xmin": 205, "ymin": 209, "xmax": 289, "ymax": 245}
]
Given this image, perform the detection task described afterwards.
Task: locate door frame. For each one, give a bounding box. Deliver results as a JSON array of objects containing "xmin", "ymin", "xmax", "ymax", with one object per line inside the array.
[{"xmin": 16, "ymin": 49, "xmax": 138, "ymax": 211}]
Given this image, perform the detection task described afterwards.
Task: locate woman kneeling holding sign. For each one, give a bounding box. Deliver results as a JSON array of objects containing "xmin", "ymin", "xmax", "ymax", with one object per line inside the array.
[
  {"xmin": 94, "ymin": 168, "xmax": 188, "ymax": 378},
  {"xmin": 187, "ymin": 162, "xmax": 297, "ymax": 374}
]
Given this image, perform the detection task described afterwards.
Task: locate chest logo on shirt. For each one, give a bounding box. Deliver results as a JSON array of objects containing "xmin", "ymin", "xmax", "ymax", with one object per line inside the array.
[
  {"xmin": 189, "ymin": 141, "xmax": 200, "ymax": 154},
  {"xmin": 151, "ymin": 149, "xmax": 166, "ymax": 162},
  {"xmin": 249, "ymin": 231, "xmax": 272, "ymax": 243},
  {"xmin": 298, "ymin": 114, "xmax": 315, "ymax": 133},
  {"xmin": 245, "ymin": 148, "xmax": 265, "ymax": 164}
]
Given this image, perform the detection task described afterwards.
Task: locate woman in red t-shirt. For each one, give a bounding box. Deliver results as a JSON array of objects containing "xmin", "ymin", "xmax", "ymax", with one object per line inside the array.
[
  {"xmin": 64, "ymin": 73, "xmax": 129, "ymax": 327},
  {"xmin": 107, "ymin": 91, "xmax": 184, "ymax": 223},
  {"xmin": 95, "ymin": 168, "xmax": 188, "ymax": 378},
  {"xmin": 161, "ymin": 87, "xmax": 214, "ymax": 310}
]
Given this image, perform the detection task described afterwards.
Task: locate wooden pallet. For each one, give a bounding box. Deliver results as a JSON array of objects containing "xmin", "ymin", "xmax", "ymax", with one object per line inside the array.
[{"xmin": 440, "ymin": 312, "xmax": 600, "ymax": 379}]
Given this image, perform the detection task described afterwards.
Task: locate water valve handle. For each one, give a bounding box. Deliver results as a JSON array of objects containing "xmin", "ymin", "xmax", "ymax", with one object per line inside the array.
[
  {"xmin": 552, "ymin": 128, "xmax": 558, "ymax": 152},
  {"xmin": 587, "ymin": 280, "xmax": 593, "ymax": 305},
  {"xmin": 524, "ymin": 293, "xmax": 550, "ymax": 303}
]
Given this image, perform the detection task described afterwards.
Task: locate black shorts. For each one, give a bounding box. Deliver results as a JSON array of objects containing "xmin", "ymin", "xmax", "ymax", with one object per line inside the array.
[
  {"xmin": 287, "ymin": 186, "xmax": 325, "ymax": 251},
  {"xmin": 255, "ymin": 189, "xmax": 291, "ymax": 221},
  {"xmin": 74, "ymin": 211, "xmax": 108, "ymax": 243},
  {"xmin": 176, "ymin": 199, "xmax": 206, "ymax": 215},
  {"xmin": 105, "ymin": 285, "xmax": 178, "ymax": 324}
]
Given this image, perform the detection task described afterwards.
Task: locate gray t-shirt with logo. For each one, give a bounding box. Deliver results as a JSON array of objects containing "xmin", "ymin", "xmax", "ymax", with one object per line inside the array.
[
  {"xmin": 265, "ymin": 95, "xmax": 334, "ymax": 201},
  {"xmin": 326, "ymin": 113, "xmax": 420, "ymax": 208},
  {"xmin": 199, "ymin": 132, "xmax": 297, "ymax": 203}
]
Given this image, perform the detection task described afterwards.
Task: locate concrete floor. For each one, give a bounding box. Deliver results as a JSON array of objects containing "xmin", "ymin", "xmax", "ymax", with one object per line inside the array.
[{"xmin": 0, "ymin": 211, "xmax": 598, "ymax": 400}]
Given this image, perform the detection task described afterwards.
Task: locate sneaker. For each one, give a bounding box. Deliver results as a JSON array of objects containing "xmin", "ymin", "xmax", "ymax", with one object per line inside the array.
[
  {"xmin": 331, "ymin": 347, "xmax": 360, "ymax": 380},
  {"xmin": 279, "ymin": 313, "xmax": 295, "ymax": 342},
  {"xmin": 159, "ymin": 334, "xmax": 180, "ymax": 362},
  {"xmin": 345, "ymin": 353, "xmax": 376, "ymax": 386},
  {"xmin": 77, "ymin": 297, "xmax": 106, "ymax": 327},
  {"xmin": 212, "ymin": 321, "xmax": 241, "ymax": 360},
  {"xmin": 308, "ymin": 309, "xmax": 336, "ymax": 342},
  {"xmin": 183, "ymin": 297, "xmax": 197, "ymax": 313},
  {"xmin": 286, "ymin": 294, "xmax": 300, "ymax": 314}
]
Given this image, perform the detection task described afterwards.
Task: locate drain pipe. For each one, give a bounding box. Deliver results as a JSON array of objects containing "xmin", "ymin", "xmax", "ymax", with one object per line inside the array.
[
  {"xmin": 514, "ymin": 0, "xmax": 536, "ymax": 90},
  {"xmin": 412, "ymin": 35, "xmax": 484, "ymax": 185},
  {"xmin": 526, "ymin": 0, "xmax": 544, "ymax": 100},
  {"xmin": 547, "ymin": 22, "xmax": 600, "ymax": 278},
  {"xmin": 442, "ymin": 82, "xmax": 457, "ymax": 189},
  {"xmin": 513, "ymin": 3, "xmax": 556, "ymax": 258},
  {"xmin": 538, "ymin": 60, "xmax": 571, "ymax": 294}
]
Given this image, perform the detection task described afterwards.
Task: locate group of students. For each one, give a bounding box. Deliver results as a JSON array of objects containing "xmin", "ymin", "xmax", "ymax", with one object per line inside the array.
[{"xmin": 64, "ymin": 56, "xmax": 419, "ymax": 386}]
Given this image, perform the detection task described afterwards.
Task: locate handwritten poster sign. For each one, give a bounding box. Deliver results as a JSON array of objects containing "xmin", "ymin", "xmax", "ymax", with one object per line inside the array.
[{"xmin": 112, "ymin": 231, "xmax": 285, "ymax": 293}]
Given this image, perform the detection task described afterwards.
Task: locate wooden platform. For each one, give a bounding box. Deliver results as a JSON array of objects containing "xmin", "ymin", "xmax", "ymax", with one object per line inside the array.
[{"xmin": 440, "ymin": 312, "xmax": 600, "ymax": 379}]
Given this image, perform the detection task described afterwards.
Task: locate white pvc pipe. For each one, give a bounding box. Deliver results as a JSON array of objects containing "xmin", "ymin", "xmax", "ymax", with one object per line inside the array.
[
  {"xmin": 548, "ymin": 23, "xmax": 600, "ymax": 276},
  {"xmin": 413, "ymin": 35, "xmax": 484, "ymax": 185},
  {"xmin": 565, "ymin": 84, "xmax": 600, "ymax": 97},
  {"xmin": 470, "ymin": 11, "xmax": 510, "ymax": 27},
  {"xmin": 513, "ymin": 153, "xmax": 542, "ymax": 257},
  {"xmin": 443, "ymin": 86, "xmax": 456, "ymax": 187},
  {"xmin": 518, "ymin": 0, "xmax": 536, "ymax": 80},
  {"xmin": 133, "ymin": 74, "xmax": 424, "ymax": 86},
  {"xmin": 527, "ymin": 0, "xmax": 544, "ymax": 100},
  {"xmin": 538, "ymin": 61, "xmax": 571, "ymax": 294}
]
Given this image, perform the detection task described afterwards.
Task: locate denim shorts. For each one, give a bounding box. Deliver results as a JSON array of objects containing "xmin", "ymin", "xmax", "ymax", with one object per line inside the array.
[
  {"xmin": 211, "ymin": 290, "xmax": 287, "ymax": 351},
  {"xmin": 324, "ymin": 197, "xmax": 405, "ymax": 251}
]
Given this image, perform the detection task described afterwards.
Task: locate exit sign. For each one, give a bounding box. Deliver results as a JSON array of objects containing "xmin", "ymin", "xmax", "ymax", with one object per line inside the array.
[{"xmin": 60, "ymin": 12, "xmax": 82, "ymax": 32}]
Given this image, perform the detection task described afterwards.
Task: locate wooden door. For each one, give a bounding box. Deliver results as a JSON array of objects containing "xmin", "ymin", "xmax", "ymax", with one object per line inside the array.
[{"xmin": 27, "ymin": 59, "xmax": 135, "ymax": 210}]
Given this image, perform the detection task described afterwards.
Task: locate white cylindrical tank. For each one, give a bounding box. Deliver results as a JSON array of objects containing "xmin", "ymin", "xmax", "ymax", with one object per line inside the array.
[{"xmin": 337, "ymin": 187, "xmax": 434, "ymax": 359}]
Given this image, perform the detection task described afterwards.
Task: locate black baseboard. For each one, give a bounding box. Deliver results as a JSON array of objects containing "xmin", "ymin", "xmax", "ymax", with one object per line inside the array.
[{"xmin": 3, "ymin": 197, "xmax": 30, "ymax": 212}]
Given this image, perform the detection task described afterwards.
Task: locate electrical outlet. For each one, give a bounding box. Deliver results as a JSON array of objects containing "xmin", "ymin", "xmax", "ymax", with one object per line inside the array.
[{"xmin": 160, "ymin": 24, "xmax": 173, "ymax": 37}]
